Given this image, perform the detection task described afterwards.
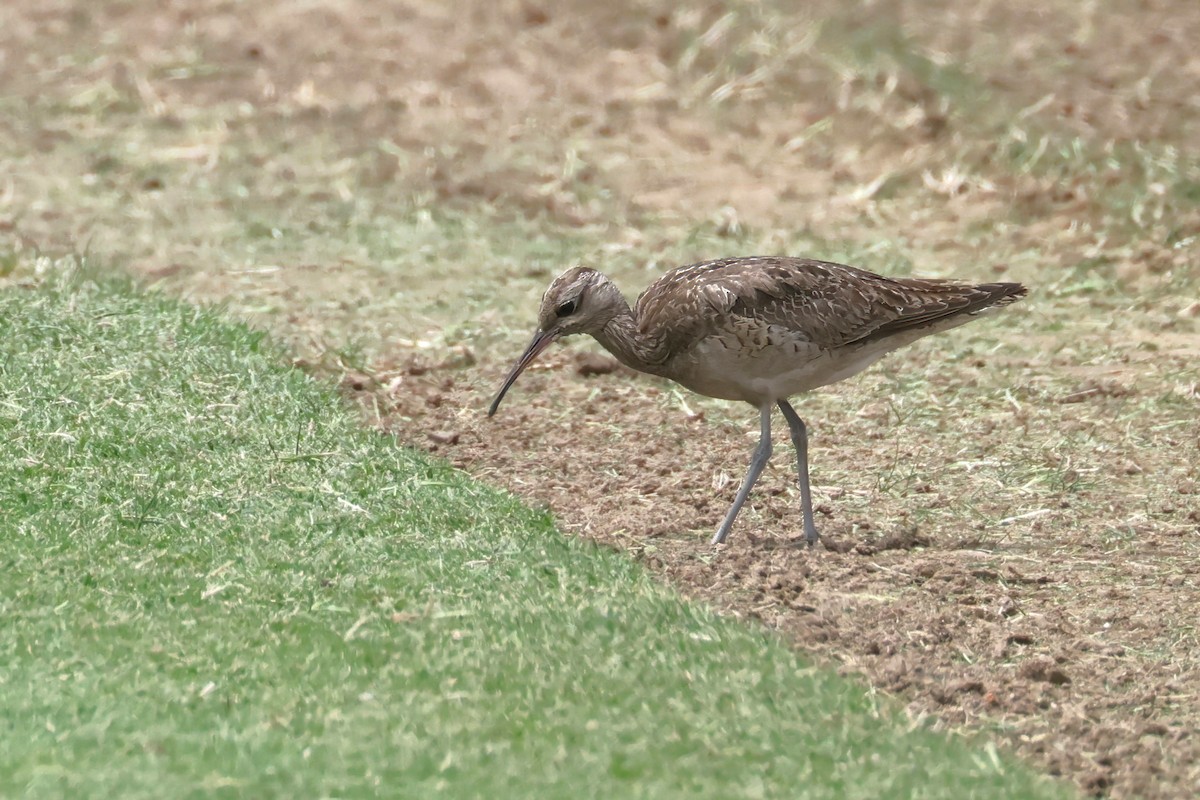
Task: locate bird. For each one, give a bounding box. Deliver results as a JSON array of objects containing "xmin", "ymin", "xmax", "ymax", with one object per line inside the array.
[{"xmin": 488, "ymin": 256, "xmax": 1027, "ymax": 546}]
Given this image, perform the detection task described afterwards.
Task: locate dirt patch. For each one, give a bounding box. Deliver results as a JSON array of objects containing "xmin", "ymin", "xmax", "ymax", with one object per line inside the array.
[
  {"xmin": 6, "ymin": 0, "xmax": 1195, "ymax": 283},
  {"xmin": 347, "ymin": 343, "xmax": 1200, "ymax": 800},
  {"xmin": 885, "ymin": 0, "xmax": 1200, "ymax": 148}
]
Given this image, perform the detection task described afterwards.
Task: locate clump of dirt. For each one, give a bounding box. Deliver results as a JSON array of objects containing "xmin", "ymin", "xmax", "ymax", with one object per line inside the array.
[{"xmin": 353, "ymin": 353, "xmax": 1200, "ymax": 800}]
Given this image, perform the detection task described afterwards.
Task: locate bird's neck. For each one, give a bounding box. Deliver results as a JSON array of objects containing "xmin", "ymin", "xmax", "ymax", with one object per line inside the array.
[{"xmin": 593, "ymin": 305, "xmax": 670, "ymax": 375}]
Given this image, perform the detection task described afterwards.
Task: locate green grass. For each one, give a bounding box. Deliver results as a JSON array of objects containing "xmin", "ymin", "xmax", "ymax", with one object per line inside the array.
[{"xmin": 0, "ymin": 264, "xmax": 1072, "ymax": 798}]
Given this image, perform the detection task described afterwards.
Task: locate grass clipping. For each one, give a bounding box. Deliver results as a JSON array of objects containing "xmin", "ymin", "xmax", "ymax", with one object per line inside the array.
[{"xmin": 0, "ymin": 264, "xmax": 1069, "ymax": 799}]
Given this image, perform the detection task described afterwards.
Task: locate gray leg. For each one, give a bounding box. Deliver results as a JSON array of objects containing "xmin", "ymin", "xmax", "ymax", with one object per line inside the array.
[
  {"xmin": 777, "ymin": 399, "xmax": 819, "ymax": 545},
  {"xmin": 712, "ymin": 404, "xmax": 773, "ymax": 545}
]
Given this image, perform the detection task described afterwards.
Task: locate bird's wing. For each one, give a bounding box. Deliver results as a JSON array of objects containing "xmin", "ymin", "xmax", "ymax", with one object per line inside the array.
[{"xmin": 636, "ymin": 256, "xmax": 1024, "ymax": 352}]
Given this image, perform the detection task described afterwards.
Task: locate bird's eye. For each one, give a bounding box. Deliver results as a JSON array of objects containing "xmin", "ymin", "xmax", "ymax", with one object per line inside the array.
[{"xmin": 556, "ymin": 299, "xmax": 577, "ymax": 318}]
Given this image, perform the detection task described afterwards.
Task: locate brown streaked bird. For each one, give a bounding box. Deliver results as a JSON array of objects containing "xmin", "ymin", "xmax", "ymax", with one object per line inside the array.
[{"xmin": 488, "ymin": 256, "xmax": 1027, "ymax": 546}]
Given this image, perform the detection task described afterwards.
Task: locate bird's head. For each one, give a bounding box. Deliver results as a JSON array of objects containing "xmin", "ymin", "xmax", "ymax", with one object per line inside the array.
[{"xmin": 488, "ymin": 266, "xmax": 622, "ymax": 416}]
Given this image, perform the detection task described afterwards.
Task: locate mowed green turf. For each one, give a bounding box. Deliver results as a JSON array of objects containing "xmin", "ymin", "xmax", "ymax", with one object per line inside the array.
[{"xmin": 0, "ymin": 268, "xmax": 1072, "ymax": 799}]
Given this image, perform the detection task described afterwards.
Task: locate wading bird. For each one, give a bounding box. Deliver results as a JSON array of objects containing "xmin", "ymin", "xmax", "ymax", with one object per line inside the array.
[{"xmin": 488, "ymin": 256, "xmax": 1026, "ymax": 545}]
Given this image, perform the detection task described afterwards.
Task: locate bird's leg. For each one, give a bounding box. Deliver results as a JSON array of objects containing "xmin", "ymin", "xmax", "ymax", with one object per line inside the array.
[
  {"xmin": 777, "ymin": 399, "xmax": 819, "ymax": 546},
  {"xmin": 711, "ymin": 404, "xmax": 773, "ymax": 545}
]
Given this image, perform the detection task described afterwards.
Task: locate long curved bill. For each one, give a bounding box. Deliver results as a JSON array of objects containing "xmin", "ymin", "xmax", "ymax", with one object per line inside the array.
[{"xmin": 488, "ymin": 329, "xmax": 560, "ymax": 416}]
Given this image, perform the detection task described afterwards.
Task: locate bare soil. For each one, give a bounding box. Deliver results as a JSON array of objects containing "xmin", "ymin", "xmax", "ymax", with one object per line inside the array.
[
  {"xmin": 350, "ymin": 334, "xmax": 1199, "ymax": 800},
  {"xmin": 6, "ymin": 0, "xmax": 1200, "ymax": 797}
]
